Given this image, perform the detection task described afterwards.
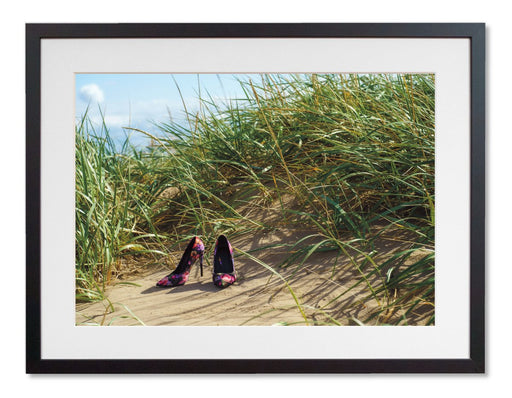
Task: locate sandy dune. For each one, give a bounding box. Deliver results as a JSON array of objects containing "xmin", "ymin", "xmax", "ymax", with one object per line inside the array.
[{"xmin": 76, "ymin": 227, "xmax": 432, "ymax": 326}]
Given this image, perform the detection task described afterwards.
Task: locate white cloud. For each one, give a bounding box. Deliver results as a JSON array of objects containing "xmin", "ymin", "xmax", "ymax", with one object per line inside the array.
[
  {"xmin": 104, "ymin": 115, "xmax": 127, "ymax": 128},
  {"xmin": 89, "ymin": 114, "xmax": 127, "ymax": 128},
  {"xmin": 79, "ymin": 84, "xmax": 104, "ymax": 103}
]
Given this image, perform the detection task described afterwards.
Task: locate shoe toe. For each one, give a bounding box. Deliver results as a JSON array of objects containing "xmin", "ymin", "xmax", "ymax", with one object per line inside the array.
[
  {"xmin": 156, "ymin": 277, "xmax": 169, "ymax": 287},
  {"xmin": 213, "ymin": 273, "xmax": 236, "ymax": 288}
]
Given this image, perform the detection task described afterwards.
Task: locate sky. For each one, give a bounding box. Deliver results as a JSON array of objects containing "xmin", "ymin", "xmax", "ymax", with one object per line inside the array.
[{"xmin": 75, "ymin": 73, "xmax": 259, "ymax": 148}]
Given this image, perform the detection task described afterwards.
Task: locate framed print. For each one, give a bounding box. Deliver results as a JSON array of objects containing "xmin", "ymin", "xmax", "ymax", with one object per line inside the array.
[{"xmin": 26, "ymin": 23, "xmax": 485, "ymax": 373}]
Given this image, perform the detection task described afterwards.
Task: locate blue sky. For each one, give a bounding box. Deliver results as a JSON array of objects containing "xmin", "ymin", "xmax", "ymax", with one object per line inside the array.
[{"xmin": 75, "ymin": 73, "xmax": 258, "ymax": 147}]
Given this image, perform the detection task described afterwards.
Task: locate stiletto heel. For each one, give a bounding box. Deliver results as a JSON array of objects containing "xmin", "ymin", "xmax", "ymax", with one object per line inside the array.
[
  {"xmin": 156, "ymin": 236, "xmax": 205, "ymax": 287},
  {"xmin": 212, "ymin": 235, "xmax": 237, "ymax": 288}
]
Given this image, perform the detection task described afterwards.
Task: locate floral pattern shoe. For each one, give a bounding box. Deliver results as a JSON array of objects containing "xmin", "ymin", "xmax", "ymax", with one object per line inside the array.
[
  {"xmin": 156, "ymin": 236, "xmax": 205, "ymax": 287},
  {"xmin": 212, "ymin": 235, "xmax": 237, "ymax": 288}
]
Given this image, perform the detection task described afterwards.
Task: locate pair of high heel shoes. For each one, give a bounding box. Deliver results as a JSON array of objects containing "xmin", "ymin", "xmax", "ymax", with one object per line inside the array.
[{"xmin": 156, "ymin": 235, "xmax": 236, "ymax": 289}]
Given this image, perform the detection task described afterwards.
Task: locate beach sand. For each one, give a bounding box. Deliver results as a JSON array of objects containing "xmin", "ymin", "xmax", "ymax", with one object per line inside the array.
[{"xmin": 75, "ymin": 227, "xmax": 433, "ymax": 326}]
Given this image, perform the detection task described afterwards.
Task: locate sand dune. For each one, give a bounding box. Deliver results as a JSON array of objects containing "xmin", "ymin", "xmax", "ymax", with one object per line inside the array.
[{"xmin": 76, "ymin": 228, "xmax": 432, "ymax": 326}]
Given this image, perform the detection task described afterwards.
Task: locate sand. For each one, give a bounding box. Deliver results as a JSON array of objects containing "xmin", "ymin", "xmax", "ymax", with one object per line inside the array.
[{"xmin": 75, "ymin": 227, "xmax": 433, "ymax": 326}]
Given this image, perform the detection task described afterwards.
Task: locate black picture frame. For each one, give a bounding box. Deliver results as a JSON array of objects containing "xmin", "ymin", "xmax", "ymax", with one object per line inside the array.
[{"xmin": 26, "ymin": 23, "xmax": 485, "ymax": 374}]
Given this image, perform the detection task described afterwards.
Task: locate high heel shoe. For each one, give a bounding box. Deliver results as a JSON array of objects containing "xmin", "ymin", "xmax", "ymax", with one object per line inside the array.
[
  {"xmin": 212, "ymin": 235, "xmax": 237, "ymax": 288},
  {"xmin": 156, "ymin": 236, "xmax": 205, "ymax": 287}
]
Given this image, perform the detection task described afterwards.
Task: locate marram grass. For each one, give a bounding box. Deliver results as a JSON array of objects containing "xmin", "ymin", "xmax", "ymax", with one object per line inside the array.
[{"xmin": 76, "ymin": 73, "xmax": 435, "ymax": 325}]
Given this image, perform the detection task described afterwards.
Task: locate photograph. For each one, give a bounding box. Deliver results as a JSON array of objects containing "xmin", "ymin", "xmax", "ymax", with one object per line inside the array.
[{"xmin": 74, "ymin": 72, "xmax": 436, "ymax": 327}]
